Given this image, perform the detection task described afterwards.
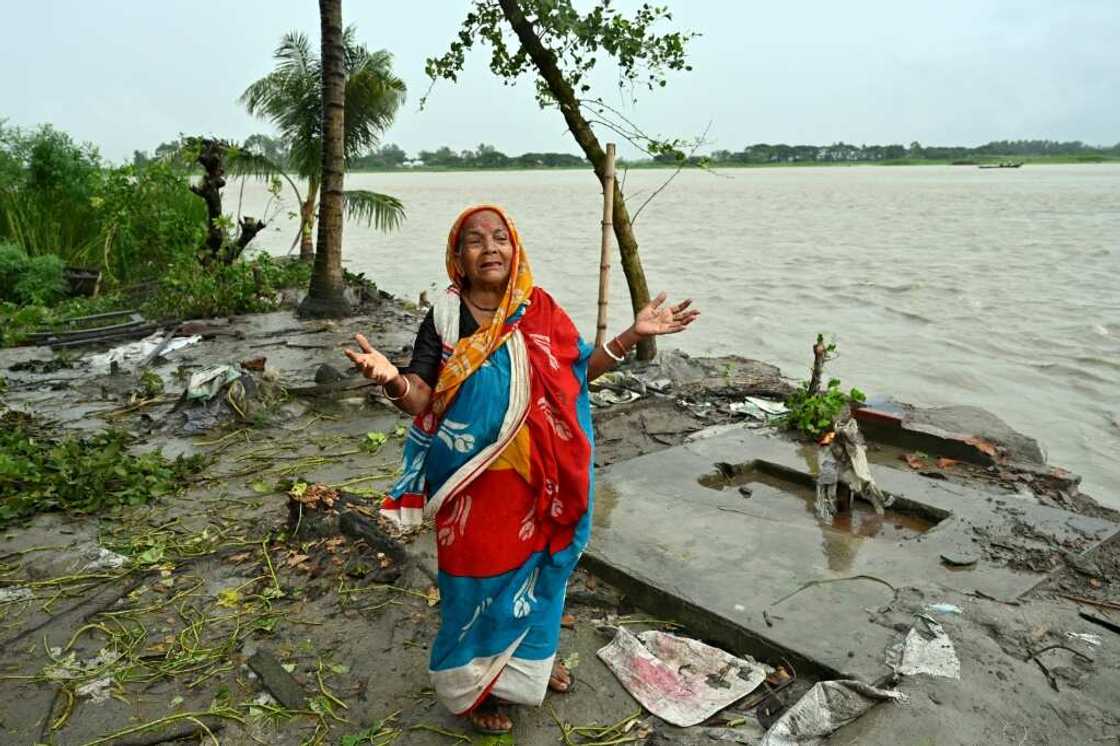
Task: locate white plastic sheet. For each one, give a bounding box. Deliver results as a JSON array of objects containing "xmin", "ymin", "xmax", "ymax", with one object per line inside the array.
[
  {"xmin": 886, "ymin": 615, "xmax": 961, "ymax": 679},
  {"xmin": 597, "ymin": 628, "xmax": 771, "ymax": 727},
  {"xmin": 87, "ymin": 331, "xmax": 200, "ymax": 372}
]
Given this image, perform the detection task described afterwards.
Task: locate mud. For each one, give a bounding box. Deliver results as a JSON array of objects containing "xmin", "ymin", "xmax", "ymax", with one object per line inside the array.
[{"xmin": 1, "ymin": 296, "xmax": 1117, "ymax": 744}]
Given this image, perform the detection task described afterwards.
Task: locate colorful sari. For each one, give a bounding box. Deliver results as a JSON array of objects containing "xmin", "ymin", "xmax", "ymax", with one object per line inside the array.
[{"xmin": 382, "ymin": 205, "xmax": 595, "ymax": 714}]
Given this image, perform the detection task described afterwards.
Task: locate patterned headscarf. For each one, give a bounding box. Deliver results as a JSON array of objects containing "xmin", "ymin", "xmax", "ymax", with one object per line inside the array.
[{"xmin": 430, "ymin": 205, "xmax": 535, "ymax": 416}]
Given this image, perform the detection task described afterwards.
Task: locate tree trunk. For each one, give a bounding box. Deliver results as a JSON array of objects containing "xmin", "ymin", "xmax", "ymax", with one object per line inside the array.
[
  {"xmin": 298, "ymin": 177, "xmax": 320, "ymax": 262},
  {"xmin": 808, "ymin": 334, "xmax": 827, "ymax": 397},
  {"xmin": 300, "ymin": 0, "xmax": 351, "ymax": 319},
  {"xmin": 497, "ymin": 0, "xmax": 655, "ymax": 360},
  {"xmin": 190, "ymin": 139, "xmax": 228, "ymax": 265}
]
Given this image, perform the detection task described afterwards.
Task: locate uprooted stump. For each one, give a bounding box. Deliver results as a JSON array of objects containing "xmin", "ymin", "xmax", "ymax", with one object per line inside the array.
[{"xmin": 286, "ymin": 485, "xmax": 407, "ymax": 583}]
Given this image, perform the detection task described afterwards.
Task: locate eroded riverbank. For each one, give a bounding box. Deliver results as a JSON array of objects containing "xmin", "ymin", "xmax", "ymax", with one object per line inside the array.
[{"xmin": 1, "ymin": 295, "xmax": 1118, "ymax": 744}]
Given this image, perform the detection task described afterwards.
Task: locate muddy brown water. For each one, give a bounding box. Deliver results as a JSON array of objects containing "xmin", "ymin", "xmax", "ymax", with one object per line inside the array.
[
  {"xmin": 240, "ymin": 165, "xmax": 1120, "ymax": 506},
  {"xmin": 698, "ymin": 461, "xmax": 936, "ymax": 538},
  {"xmin": 697, "ymin": 460, "xmax": 937, "ymax": 574}
]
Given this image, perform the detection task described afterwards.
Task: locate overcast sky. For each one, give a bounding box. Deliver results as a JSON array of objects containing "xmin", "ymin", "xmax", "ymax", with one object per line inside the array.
[{"xmin": 3, "ymin": 1, "xmax": 1117, "ymax": 162}]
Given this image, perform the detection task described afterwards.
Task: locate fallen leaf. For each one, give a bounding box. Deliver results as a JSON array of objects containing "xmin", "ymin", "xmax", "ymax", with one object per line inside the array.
[
  {"xmin": 241, "ymin": 356, "xmax": 267, "ymax": 371},
  {"xmin": 287, "ymin": 554, "xmax": 310, "ymax": 567},
  {"xmin": 250, "ymin": 480, "xmax": 272, "ymax": 494},
  {"xmin": 137, "ymin": 546, "xmax": 165, "ymax": 565},
  {"xmin": 561, "ymin": 614, "xmax": 576, "ymax": 629},
  {"xmin": 901, "ymin": 453, "xmax": 926, "ymax": 469},
  {"xmin": 229, "ymin": 552, "xmax": 253, "ymax": 563},
  {"xmin": 216, "ymin": 589, "xmax": 241, "ymax": 608},
  {"xmin": 1089, "ymin": 578, "xmax": 1103, "ymax": 589},
  {"xmin": 425, "ymin": 585, "xmax": 441, "ymax": 607},
  {"xmin": 935, "ymin": 457, "xmax": 959, "ymax": 469},
  {"xmin": 963, "ymin": 436, "xmax": 998, "ymax": 458}
]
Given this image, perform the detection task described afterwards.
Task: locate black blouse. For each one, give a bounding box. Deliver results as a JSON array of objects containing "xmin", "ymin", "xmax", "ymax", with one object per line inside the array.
[{"xmin": 401, "ymin": 304, "xmax": 480, "ymax": 388}]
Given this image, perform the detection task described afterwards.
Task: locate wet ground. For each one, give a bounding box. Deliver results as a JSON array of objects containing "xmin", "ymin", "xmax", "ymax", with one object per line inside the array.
[{"xmin": 1, "ymin": 298, "xmax": 1118, "ymax": 744}]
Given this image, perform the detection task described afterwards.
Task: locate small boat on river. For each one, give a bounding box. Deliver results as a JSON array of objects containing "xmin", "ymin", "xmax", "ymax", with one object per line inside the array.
[{"xmin": 978, "ymin": 162, "xmax": 1023, "ymax": 169}]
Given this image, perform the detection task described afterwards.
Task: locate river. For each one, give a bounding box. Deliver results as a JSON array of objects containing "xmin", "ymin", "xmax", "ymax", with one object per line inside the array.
[{"xmin": 240, "ymin": 165, "xmax": 1120, "ymax": 507}]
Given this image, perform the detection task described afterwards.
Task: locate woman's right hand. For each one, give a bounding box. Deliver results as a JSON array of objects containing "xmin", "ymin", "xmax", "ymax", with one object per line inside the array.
[{"xmin": 344, "ymin": 334, "xmax": 399, "ymax": 384}]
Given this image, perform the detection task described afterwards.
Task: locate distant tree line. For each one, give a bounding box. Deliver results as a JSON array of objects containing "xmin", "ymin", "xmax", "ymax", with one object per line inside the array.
[
  {"xmin": 697, "ymin": 139, "xmax": 1120, "ymax": 165},
  {"xmin": 134, "ymin": 136, "xmax": 1119, "ymax": 171},
  {"xmin": 354, "ymin": 142, "xmax": 588, "ymax": 169}
]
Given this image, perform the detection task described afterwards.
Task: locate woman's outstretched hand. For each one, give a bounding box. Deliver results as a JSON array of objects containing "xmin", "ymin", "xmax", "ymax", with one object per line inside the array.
[
  {"xmin": 632, "ymin": 292, "xmax": 700, "ymax": 337},
  {"xmin": 344, "ymin": 334, "xmax": 399, "ymax": 384}
]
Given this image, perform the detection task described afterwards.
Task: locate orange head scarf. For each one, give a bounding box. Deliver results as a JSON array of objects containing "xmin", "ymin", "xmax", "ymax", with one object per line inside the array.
[{"xmin": 431, "ymin": 205, "xmax": 535, "ymax": 416}]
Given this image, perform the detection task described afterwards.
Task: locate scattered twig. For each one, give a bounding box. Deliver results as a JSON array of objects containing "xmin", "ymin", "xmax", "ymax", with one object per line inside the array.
[
  {"xmin": 1028, "ymin": 643, "xmax": 1093, "ymax": 663},
  {"xmin": 78, "ymin": 709, "xmax": 244, "ymax": 746},
  {"xmin": 1079, "ymin": 611, "xmax": 1120, "ymax": 637},
  {"xmin": 771, "ymin": 575, "xmax": 897, "ymax": 607},
  {"xmin": 408, "ymin": 723, "xmax": 472, "ymax": 742},
  {"xmin": 1058, "ymin": 593, "xmax": 1120, "ymax": 612}
]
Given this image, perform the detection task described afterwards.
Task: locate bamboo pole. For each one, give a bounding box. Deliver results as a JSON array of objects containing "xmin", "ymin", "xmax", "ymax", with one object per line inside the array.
[{"xmin": 595, "ymin": 143, "xmax": 617, "ymax": 348}]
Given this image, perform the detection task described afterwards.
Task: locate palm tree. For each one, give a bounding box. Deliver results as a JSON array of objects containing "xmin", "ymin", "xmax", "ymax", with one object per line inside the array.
[
  {"xmin": 305, "ymin": 0, "xmax": 348, "ymax": 317},
  {"xmin": 241, "ymin": 26, "xmax": 406, "ymax": 262}
]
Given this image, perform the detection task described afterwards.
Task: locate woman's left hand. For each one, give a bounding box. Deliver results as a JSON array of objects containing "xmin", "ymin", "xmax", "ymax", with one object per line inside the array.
[{"xmin": 633, "ymin": 292, "xmax": 700, "ymax": 337}]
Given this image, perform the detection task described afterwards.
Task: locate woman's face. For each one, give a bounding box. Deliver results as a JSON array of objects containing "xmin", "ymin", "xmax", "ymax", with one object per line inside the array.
[{"xmin": 456, "ymin": 209, "xmax": 513, "ymax": 290}]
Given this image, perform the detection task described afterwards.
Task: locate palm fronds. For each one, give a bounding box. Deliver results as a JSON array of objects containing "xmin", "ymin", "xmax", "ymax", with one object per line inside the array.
[
  {"xmin": 240, "ymin": 26, "xmax": 407, "ymax": 180},
  {"xmin": 342, "ymin": 190, "xmax": 405, "ymax": 232}
]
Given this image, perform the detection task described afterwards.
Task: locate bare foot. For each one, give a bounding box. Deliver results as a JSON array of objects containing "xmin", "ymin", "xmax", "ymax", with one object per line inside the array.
[
  {"xmin": 549, "ymin": 660, "xmax": 573, "ymax": 693},
  {"xmin": 468, "ymin": 701, "xmax": 512, "ymax": 734}
]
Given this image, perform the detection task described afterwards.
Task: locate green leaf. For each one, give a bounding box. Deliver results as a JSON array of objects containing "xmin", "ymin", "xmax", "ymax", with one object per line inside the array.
[{"xmin": 136, "ymin": 546, "xmax": 165, "ymax": 565}]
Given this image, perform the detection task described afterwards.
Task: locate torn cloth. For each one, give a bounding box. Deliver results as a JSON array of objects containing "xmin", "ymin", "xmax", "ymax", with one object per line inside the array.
[{"xmin": 597, "ymin": 627, "xmax": 770, "ymax": 727}]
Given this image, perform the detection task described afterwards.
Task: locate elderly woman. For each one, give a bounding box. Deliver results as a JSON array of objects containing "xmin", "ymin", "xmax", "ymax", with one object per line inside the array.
[{"xmin": 345, "ymin": 205, "xmax": 698, "ymax": 734}]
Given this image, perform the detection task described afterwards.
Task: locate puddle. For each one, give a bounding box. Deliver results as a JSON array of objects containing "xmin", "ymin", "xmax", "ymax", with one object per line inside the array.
[
  {"xmin": 699, "ymin": 460, "xmax": 937, "ymax": 542},
  {"xmin": 699, "ymin": 460, "xmax": 942, "ymax": 572}
]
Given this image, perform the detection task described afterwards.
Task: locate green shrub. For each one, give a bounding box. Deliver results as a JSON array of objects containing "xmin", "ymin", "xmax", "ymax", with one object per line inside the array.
[
  {"xmin": 0, "ymin": 124, "xmax": 103, "ymax": 261},
  {"xmin": 143, "ymin": 252, "xmax": 309, "ymax": 321},
  {"xmin": 0, "ymin": 242, "xmax": 26, "ymax": 298},
  {"xmin": 783, "ymin": 378, "xmax": 866, "ymax": 439},
  {"xmin": 14, "ymin": 253, "xmax": 65, "ymax": 305},
  {"xmin": 0, "ymin": 293, "xmax": 128, "ymax": 347},
  {"xmin": 1, "ymin": 124, "xmax": 204, "ymax": 288},
  {"xmin": 0, "ymin": 243, "xmax": 65, "ymax": 305}
]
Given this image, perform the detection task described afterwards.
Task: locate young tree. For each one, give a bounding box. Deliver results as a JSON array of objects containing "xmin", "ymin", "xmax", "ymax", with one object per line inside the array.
[
  {"xmin": 241, "ymin": 26, "xmax": 407, "ymax": 262},
  {"xmin": 427, "ymin": 0, "xmax": 696, "ymax": 360},
  {"xmin": 301, "ymin": 0, "xmax": 349, "ymax": 317}
]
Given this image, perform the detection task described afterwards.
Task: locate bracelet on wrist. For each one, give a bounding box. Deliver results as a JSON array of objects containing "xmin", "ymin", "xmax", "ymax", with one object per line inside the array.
[
  {"xmin": 602, "ymin": 341, "xmax": 625, "ymax": 363},
  {"xmin": 384, "ymin": 374, "xmax": 410, "ymax": 401}
]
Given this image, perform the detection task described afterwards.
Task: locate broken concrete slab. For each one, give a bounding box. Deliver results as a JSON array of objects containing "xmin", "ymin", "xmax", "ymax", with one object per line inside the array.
[
  {"xmin": 854, "ymin": 400, "xmax": 1047, "ymax": 466},
  {"xmin": 248, "ymin": 650, "xmax": 307, "ymax": 709},
  {"xmin": 586, "ymin": 429, "xmax": 1118, "ymax": 684}
]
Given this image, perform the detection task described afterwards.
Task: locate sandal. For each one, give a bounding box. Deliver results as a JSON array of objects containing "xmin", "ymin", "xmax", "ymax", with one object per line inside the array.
[{"xmin": 468, "ymin": 700, "xmax": 513, "ymax": 735}]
